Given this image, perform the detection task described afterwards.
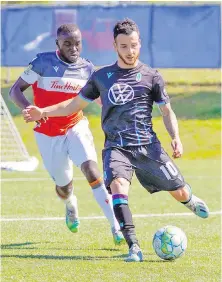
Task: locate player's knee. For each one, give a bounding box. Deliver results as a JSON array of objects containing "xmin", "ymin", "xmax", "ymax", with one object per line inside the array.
[
  {"xmin": 81, "ymin": 160, "xmax": 100, "ymax": 182},
  {"xmin": 170, "ymin": 184, "xmax": 192, "ymax": 201},
  {"xmin": 56, "ymin": 181, "xmax": 73, "ymax": 200},
  {"xmin": 178, "ymin": 184, "xmax": 192, "ymax": 196},
  {"xmin": 110, "ymin": 178, "xmax": 129, "ymax": 194}
]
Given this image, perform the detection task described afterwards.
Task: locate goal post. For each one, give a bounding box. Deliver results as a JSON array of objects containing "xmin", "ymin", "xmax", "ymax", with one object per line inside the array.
[{"xmin": 0, "ymin": 95, "xmax": 39, "ymax": 171}]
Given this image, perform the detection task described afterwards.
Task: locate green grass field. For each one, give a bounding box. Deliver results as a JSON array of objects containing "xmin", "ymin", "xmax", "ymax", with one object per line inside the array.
[{"xmin": 1, "ymin": 68, "xmax": 221, "ymax": 281}]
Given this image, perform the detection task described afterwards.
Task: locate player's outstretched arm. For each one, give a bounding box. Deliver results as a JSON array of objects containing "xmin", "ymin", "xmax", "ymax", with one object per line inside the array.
[
  {"xmin": 23, "ymin": 95, "xmax": 89, "ymax": 122},
  {"xmin": 95, "ymin": 97, "xmax": 102, "ymax": 106},
  {"xmin": 158, "ymin": 103, "xmax": 183, "ymax": 159},
  {"xmin": 9, "ymin": 78, "xmax": 32, "ymax": 109}
]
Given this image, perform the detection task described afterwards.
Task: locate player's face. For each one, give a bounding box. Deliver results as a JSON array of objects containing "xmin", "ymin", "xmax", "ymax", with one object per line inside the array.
[
  {"xmin": 114, "ymin": 31, "xmax": 141, "ymax": 68},
  {"xmin": 56, "ymin": 30, "xmax": 82, "ymax": 63}
]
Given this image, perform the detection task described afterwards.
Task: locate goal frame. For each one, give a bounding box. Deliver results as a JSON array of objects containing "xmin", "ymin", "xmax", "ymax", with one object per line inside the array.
[{"xmin": 0, "ymin": 95, "xmax": 39, "ymax": 171}]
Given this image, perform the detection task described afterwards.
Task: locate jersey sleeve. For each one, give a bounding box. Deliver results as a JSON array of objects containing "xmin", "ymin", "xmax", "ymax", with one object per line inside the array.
[
  {"xmin": 79, "ymin": 72, "xmax": 100, "ymax": 102},
  {"xmin": 152, "ymin": 71, "xmax": 170, "ymax": 105},
  {"xmin": 20, "ymin": 54, "xmax": 42, "ymax": 85},
  {"xmin": 88, "ymin": 61, "xmax": 95, "ymax": 76}
]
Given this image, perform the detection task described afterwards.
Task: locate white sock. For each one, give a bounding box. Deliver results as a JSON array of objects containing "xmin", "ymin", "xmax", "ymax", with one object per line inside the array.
[
  {"xmin": 92, "ymin": 185, "xmax": 120, "ymax": 231},
  {"xmin": 184, "ymin": 195, "xmax": 195, "ymax": 210},
  {"xmin": 63, "ymin": 194, "xmax": 79, "ymax": 219}
]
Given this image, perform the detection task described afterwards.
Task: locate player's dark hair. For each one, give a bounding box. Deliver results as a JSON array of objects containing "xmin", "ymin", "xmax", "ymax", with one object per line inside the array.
[
  {"xmin": 57, "ymin": 23, "xmax": 79, "ymax": 36},
  {"xmin": 113, "ymin": 18, "xmax": 139, "ymax": 39}
]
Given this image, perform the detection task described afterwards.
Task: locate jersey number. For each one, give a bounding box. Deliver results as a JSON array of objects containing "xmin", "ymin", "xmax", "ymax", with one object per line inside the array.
[{"xmin": 160, "ymin": 162, "xmax": 178, "ymax": 180}]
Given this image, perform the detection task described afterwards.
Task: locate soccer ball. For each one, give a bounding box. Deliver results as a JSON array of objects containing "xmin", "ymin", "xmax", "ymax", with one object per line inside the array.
[{"xmin": 152, "ymin": 225, "xmax": 187, "ymax": 260}]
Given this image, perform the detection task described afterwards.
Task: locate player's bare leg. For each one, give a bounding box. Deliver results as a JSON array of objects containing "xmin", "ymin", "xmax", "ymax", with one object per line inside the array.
[
  {"xmin": 56, "ymin": 181, "xmax": 79, "ymax": 232},
  {"xmin": 110, "ymin": 178, "xmax": 143, "ymax": 262},
  {"xmin": 169, "ymin": 184, "xmax": 209, "ymax": 218},
  {"xmin": 81, "ymin": 160, "xmax": 124, "ymax": 245}
]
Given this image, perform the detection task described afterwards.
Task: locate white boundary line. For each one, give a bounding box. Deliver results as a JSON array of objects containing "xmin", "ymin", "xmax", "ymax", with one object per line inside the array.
[
  {"xmin": 1, "ymin": 175, "xmax": 221, "ymax": 182},
  {"xmin": 1, "ymin": 211, "xmax": 221, "ymax": 222},
  {"xmin": 1, "ymin": 177, "xmax": 83, "ymax": 182}
]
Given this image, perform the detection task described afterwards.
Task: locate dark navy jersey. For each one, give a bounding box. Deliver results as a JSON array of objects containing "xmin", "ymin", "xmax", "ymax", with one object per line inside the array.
[{"xmin": 80, "ymin": 61, "xmax": 170, "ymax": 148}]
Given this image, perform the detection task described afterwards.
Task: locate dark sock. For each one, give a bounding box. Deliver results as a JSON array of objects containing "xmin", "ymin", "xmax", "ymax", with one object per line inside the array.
[
  {"xmin": 181, "ymin": 184, "xmax": 192, "ymax": 204},
  {"xmin": 112, "ymin": 194, "xmax": 139, "ymax": 248}
]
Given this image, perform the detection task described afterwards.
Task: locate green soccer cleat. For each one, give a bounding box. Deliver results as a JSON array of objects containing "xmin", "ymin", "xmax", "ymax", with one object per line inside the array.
[
  {"xmin": 66, "ymin": 206, "xmax": 80, "ymax": 233},
  {"xmin": 125, "ymin": 243, "xmax": 143, "ymax": 262},
  {"xmin": 111, "ymin": 228, "xmax": 125, "ymax": 245}
]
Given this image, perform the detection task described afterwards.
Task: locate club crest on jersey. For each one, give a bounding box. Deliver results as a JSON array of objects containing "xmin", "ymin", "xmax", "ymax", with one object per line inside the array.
[
  {"xmin": 136, "ymin": 72, "xmax": 142, "ymax": 82},
  {"xmin": 108, "ymin": 83, "xmax": 134, "ymax": 105},
  {"xmin": 53, "ymin": 66, "xmax": 59, "ymax": 72}
]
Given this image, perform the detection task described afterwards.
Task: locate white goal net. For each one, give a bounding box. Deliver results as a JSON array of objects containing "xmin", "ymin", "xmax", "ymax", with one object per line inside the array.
[{"xmin": 0, "ymin": 95, "xmax": 38, "ymax": 171}]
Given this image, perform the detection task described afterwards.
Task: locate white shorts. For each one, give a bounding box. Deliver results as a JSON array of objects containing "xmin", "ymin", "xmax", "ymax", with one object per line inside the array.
[{"xmin": 34, "ymin": 118, "xmax": 98, "ymax": 186}]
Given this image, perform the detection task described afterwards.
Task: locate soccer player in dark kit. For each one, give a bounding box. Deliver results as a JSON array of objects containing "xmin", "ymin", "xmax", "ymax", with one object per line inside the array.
[{"xmin": 23, "ymin": 18, "xmax": 209, "ymax": 262}]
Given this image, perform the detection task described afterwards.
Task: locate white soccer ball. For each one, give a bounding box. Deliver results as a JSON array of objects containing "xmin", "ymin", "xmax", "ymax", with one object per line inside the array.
[{"xmin": 152, "ymin": 225, "xmax": 187, "ymax": 260}]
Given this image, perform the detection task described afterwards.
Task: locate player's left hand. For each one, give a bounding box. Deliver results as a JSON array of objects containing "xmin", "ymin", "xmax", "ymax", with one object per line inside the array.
[
  {"xmin": 171, "ymin": 138, "xmax": 183, "ymax": 159},
  {"xmin": 22, "ymin": 105, "xmax": 47, "ymax": 123}
]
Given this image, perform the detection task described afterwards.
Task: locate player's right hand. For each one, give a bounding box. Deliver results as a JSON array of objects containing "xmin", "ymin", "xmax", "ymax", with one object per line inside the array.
[
  {"xmin": 22, "ymin": 105, "xmax": 45, "ymax": 122},
  {"xmin": 171, "ymin": 137, "xmax": 183, "ymax": 159}
]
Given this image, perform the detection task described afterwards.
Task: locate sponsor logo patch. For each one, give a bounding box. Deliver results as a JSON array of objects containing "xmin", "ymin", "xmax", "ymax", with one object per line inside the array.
[
  {"xmin": 108, "ymin": 83, "xmax": 134, "ymax": 105},
  {"xmin": 50, "ymin": 80, "xmax": 82, "ymax": 92}
]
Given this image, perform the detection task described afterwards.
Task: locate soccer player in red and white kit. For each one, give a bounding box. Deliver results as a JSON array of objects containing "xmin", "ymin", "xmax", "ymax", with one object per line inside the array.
[{"xmin": 9, "ymin": 23, "xmax": 124, "ymax": 245}]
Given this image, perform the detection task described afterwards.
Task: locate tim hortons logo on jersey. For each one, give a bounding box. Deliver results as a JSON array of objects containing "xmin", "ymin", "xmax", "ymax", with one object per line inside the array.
[{"xmin": 50, "ymin": 80, "xmax": 82, "ymax": 92}]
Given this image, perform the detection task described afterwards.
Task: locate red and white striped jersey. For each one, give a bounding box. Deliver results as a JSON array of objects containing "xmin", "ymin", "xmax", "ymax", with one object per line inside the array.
[{"xmin": 21, "ymin": 51, "xmax": 94, "ymax": 136}]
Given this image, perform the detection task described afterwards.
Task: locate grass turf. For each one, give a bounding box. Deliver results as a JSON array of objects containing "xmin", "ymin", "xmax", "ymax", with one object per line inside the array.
[
  {"xmin": 1, "ymin": 159, "xmax": 221, "ymax": 282},
  {"xmin": 1, "ymin": 68, "xmax": 221, "ymax": 281}
]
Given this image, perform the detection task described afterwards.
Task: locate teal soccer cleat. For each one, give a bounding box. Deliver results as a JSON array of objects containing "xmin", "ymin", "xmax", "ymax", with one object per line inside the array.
[
  {"xmin": 185, "ymin": 195, "xmax": 209, "ymax": 219},
  {"xmin": 111, "ymin": 228, "xmax": 125, "ymax": 245},
  {"xmin": 66, "ymin": 206, "xmax": 80, "ymax": 233},
  {"xmin": 125, "ymin": 243, "xmax": 143, "ymax": 262}
]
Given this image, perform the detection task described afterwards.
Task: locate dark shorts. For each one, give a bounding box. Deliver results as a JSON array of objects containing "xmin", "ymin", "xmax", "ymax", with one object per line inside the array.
[{"xmin": 102, "ymin": 142, "xmax": 186, "ymax": 194}]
